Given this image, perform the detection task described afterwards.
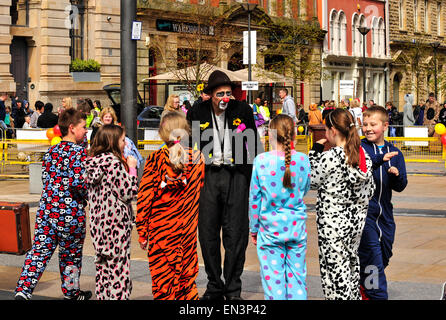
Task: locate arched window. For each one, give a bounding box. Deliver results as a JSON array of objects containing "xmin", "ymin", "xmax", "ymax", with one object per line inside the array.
[
  {"xmin": 329, "ymin": 10, "xmax": 339, "ymax": 54},
  {"xmin": 338, "ymin": 11, "xmax": 347, "ymax": 55},
  {"xmin": 69, "ymin": 0, "xmax": 85, "ymax": 61},
  {"xmin": 372, "ymin": 17, "xmax": 378, "ymax": 57},
  {"xmin": 352, "ymin": 13, "xmax": 359, "ymax": 56},
  {"xmin": 359, "ymin": 14, "xmax": 367, "ymax": 57},
  {"xmin": 378, "ymin": 18, "xmax": 385, "ymax": 57}
]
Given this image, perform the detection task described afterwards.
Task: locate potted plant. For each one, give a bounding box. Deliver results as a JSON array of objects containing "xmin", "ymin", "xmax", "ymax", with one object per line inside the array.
[{"xmin": 70, "ymin": 59, "xmax": 101, "ymax": 82}]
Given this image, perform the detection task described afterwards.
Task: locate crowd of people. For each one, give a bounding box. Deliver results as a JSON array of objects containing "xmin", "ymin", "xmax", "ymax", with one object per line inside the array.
[{"xmin": 11, "ymin": 70, "xmax": 412, "ymax": 302}]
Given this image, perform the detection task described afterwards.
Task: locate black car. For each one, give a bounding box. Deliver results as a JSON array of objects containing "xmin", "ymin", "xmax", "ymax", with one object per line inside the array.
[
  {"xmin": 137, "ymin": 105, "xmax": 164, "ymax": 128},
  {"xmin": 103, "ymin": 83, "xmax": 147, "ymax": 123}
]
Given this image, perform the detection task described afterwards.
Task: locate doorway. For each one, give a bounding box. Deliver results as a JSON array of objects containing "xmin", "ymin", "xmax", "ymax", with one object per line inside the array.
[{"xmin": 10, "ymin": 37, "xmax": 29, "ymax": 100}]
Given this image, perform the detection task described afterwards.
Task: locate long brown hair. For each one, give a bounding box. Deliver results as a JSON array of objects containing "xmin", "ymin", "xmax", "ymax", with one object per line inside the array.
[
  {"xmin": 269, "ymin": 114, "xmax": 295, "ymax": 189},
  {"xmin": 325, "ymin": 108, "xmax": 360, "ymax": 167},
  {"xmin": 158, "ymin": 112, "xmax": 190, "ymax": 173},
  {"xmin": 89, "ymin": 124, "xmax": 129, "ymax": 171}
]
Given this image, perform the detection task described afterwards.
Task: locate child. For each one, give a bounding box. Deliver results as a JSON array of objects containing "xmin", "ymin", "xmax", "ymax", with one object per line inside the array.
[
  {"xmin": 249, "ymin": 114, "xmax": 311, "ymax": 300},
  {"xmin": 309, "ymin": 108, "xmax": 375, "ymax": 300},
  {"xmin": 359, "ymin": 106, "xmax": 407, "ymax": 300},
  {"xmin": 85, "ymin": 124, "xmax": 138, "ymax": 300},
  {"xmin": 22, "ymin": 115, "xmax": 31, "ymax": 129},
  {"xmin": 136, "ymin": 112, "xmax": 205, "ymax": 300},
  {"xmin": 14, "ymin": 108, "xmax": 91, "ymax": 300}
]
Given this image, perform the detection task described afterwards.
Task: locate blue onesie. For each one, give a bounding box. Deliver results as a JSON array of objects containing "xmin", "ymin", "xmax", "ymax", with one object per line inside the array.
[{"xmin": 249, "ymin": 150, "xmax": 311, "ymax": 300}]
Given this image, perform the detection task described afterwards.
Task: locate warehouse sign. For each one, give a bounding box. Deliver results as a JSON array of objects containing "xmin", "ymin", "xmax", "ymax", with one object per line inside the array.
[{"xmin": 156, "ymin": 19, "xmax": 215, "ymax": 36}]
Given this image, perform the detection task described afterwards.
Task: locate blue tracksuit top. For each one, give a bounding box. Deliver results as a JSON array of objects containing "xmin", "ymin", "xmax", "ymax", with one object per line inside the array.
[{"xmin": 360, "ymin": 139, "xmax": 408, "ymax": 229}]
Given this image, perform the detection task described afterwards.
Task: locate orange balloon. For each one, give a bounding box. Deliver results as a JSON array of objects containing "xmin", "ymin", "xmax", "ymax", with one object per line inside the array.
[{"xmin": 46, "ymin": 128, "xmax": 55, "ymax": 140}]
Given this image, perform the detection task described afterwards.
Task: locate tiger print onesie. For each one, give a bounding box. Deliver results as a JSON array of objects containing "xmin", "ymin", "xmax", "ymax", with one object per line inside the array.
[{"xmin": 136, "ymin": 147, "xmax": 205, "ymax": 300}]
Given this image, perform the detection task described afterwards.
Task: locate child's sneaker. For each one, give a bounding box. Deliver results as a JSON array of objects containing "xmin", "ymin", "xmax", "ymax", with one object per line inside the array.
[
  {"xmin": 14, "ymin": 292, "xmax": 30, "ymax": 300},
  {"xmin": 440, "ymin": 282, "xmax": 446, "ymax": 300},
  {"xmin": 64, "ymin": 290, "xmax": 92, "ymax": 301}
]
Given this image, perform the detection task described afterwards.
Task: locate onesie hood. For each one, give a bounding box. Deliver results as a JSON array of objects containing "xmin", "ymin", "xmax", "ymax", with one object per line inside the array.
[{"xmin": 345, "ymin": 146, "xmax": 372, "ymax": 185}]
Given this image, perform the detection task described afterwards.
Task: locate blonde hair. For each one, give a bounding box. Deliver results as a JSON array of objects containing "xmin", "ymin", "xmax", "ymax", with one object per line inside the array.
[
  {"xmin": 164, "ymin": 94, "xmax": 180, "ymax": 112},
  {"xmin": 100, "ymin": 107, "xmax": 118, "ymax": 124},
  {"xmin": 158, "ymin": 112, "xmax": 190, "ymax": 173},
  {"xmin": 351, "ymin": 99, "xmax": 360, "ymax": 108},
  {"xmin": 63, "ymin": 97, "xmax": 72, "ymax": 109},
  {"xmin": 269, "ymin": 114, "xmax": 296, "ymax": 189}
]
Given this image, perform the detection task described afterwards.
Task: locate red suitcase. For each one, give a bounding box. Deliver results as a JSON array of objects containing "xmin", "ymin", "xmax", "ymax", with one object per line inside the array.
[{"xmin": 0, "ymin": 202, "xmax": 32, "ymax": 255}]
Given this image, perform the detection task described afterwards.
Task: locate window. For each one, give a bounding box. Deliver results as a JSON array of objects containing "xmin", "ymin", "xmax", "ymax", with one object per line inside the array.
[
  {"xmin": 438, "ymin": 2, "xmax": 442, "ymax": 35},
  {"xmin": 414, "ymin": 0, "xmax": 418, "ymax": 31},
  {"xmin": 352, "ymin": 13, "xmax": 359, "ymax": 56},
  {"xmin": 378, "ymin": 18, "xmax": 385, "ymax": 57},
  {"xmin": 399, "ymin": 0, "xmax": 405, "ymax": 29},
  {"xmin": 338, "ymin": 11, "xmax": 347, "ymax": 55},
  {"xmin": 425, "ymin": 0, "xmax": 429, "ymax": 32},
  {"xmin": 69, "ymin": 0, "xmax": 85, "ymax": 61},
  {"xmin": 329, "ymin": 10, "xmax": 338, "ymax": 54},
  {"xmin": 10, "ymin": 0, "xmax": 29, "ymax": 26}
]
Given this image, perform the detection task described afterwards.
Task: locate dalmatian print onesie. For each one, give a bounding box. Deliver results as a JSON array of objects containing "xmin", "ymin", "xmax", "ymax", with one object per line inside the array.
[
  {"xmin": 309, "ymin": 143, "xmax": 375, "ymax": 300},
  {"xmin": 15, "ymin": 141, "xmax": 87, "ymax": 299}
]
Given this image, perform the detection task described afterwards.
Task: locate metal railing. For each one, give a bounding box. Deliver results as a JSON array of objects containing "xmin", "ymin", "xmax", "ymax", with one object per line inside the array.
[{"xmin": 1, "ymin": 125, "xmax": 444, "ymax": 179}]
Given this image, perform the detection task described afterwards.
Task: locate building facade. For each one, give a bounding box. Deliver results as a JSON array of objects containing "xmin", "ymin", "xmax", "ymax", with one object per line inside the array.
[
  {"xmin": 388, "ymin": 0, "xmax": 446, "ymax": 109},
  {"xmin": 138, "ymin": 0, "xmax": 323, "ymax": 110},
  {"xmin": 0, "ymin": 0, "xmax": 323, "ymax": 111},
  {"xmin": 0, "ymin": 0, "xmax": 122, "ymax": 108},
  {"xmin": 317, "ymin": 0, "xmax": 391, "ymax": 106}
]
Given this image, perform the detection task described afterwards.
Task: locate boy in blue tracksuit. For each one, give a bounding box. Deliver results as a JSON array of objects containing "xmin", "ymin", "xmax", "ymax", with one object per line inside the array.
[{"xmin": 359, "ymin": 106, "xmax": 408, "ymax": 300}]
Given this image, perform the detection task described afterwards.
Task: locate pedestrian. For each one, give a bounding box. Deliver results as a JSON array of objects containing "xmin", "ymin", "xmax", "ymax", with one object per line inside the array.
[
  {"xmin": 14, "ymin": 108, "xmax": 91, "ymax": 300},
  {"xmin": 414, "ymin": 100, "xmax": 425, "ymax": 126},
  {"xmin": 322, "ymin": 101, "xmax": 336, "ymax": 121},
  {"xmin": 90, "ymin": 107, "xmax": 143, "ymax": 169},
  {"xmin": 161, "ymin": 94, "xmax": 184, "ymax": 120},
  {"xmin": 385, "ymin": 101, "xmax": 398, "ymax": 137},
  {"xmin": 37, "ymin": 102, "xmax": 58, "ymax": 128},
  {"xmin": 86, "ymin": 124, "xmax": 138, "ymax": 300},
  {"xmin": 309, "ymin": 108, "xmax": 375, "ymax": 300},
  {"xmin": 2, "ymin": 106, "xmax": 15, "ymax": 138},
  {"xmin": 58, "ymin": 97, "xmax": 72, "ymax": 116},
  {"xmin": 191, "ymin": 91, "xmax": 211, "ymax": 110},
  {"xmin": 90, "ymin": 100, "xmax": 102, "ymax": 128},
  {"xmin": 260, "ymin": 99, "xmax": 271, "ymax": 123},
  {"xmin": 403, "ymin": 94, "xmax": 415, "ymax": 127},
  {"xmin": 349, "ymin": 99, "xmax": 364, "ymax": 136},
  {"xmin": 359, "ymin": 106, "xmax": 408, "ymax": 300},
  {"xmin": 438, "ymin": 102, "xmax": 446, "ymax": 126},
  {"xmin": 14, "ymin": 99, "xmax": 26, "ymax": 129},
  {"xmin": 249, "ymin": 114, "xmax": 310, "ymax": 300},
  {"xmin": 424, "ymin": 92, "xmax": 441, "ymax": 136},
  {"xmin": 181, "ymin": 100, "xmax": 191, "ymax": 114},
  {"xmin": 308, "ymin": 103, "xmax": 323, "ymax": 125},
  {"xmin": 136, "ymin": 112, "xmax": 205, "ymax": 300},
  {"xmin": 30, "ymin": 101, "xmax": 44, "ymax": 128},
  {"xmin": 22, "ymin": 116, "xmax": 31, "ymax": 129},
  {"xmin": 186, "ymin": 70, "xmax": 263, "ymax": 300},
  {"xmin": 279, "ymin": 88, "xmax": 297, "ymax": 123}
]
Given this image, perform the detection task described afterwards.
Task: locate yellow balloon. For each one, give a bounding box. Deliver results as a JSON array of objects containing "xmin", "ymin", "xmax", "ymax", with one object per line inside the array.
[
  {"xmin": 51, "ymin": 136, "xmax": 62, "ymax": 146},
  {"xmin": 298, "ymin": 126, "xmax": 304, "ymax": 133},
  {"xmin": 435, "ymin": 123, "xmax": 446, "ymax": 136}
]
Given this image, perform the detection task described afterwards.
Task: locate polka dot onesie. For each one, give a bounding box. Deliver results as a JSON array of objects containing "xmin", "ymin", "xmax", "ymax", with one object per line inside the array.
[{"xmin": 249, "ymin": 150, "xmax": 311, "ymax": 300}]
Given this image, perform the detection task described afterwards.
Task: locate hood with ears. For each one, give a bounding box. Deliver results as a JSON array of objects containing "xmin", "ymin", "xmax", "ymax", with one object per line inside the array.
[{"xmin": 404, "ymin": 93, "xmax": 414, "ymax": 106}]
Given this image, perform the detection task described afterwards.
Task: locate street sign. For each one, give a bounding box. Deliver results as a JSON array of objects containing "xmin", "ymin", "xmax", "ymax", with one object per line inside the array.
[
  {"xmin": 243, "ymin": 31, "xmax": 257, "ymax": 65},
  {"xmin": 242, "ymin": 81, "xmax": 259, "ymax": 91},
  {"xmin": 132, "ymin": 21, "xmax": 142, "ymax": 40}
]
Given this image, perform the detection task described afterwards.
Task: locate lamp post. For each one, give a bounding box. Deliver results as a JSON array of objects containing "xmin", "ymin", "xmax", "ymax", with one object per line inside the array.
[
  {"xmin": 241, "ymin": 2, "xmax": 257, "ymax": 105},
  {"xmin": 431, "ymin": 41, "xmax": 441, "ymax": 99},
  {"xmin": 358, "ymin": 26, "xmax": 370, "ymax": 106}
]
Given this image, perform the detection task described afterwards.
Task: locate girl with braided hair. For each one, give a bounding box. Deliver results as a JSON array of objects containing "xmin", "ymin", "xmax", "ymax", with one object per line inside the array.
[
  {"xmin": 309, "ymin": 108, "xmax": 375, "ymax": 300},
  {"xmin": 249, "ymin": 114, "xmax": 311, "ymax": 300}
]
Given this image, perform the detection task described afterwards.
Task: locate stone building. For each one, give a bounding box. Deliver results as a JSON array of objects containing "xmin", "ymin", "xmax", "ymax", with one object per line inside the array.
[
  {"xmin": 138, "ymin": 0, "xmax": 323, "ymax": 110},
  {"xmin": 0, "ymin": 0, "xmax": 121, "ymax": 108},
  {"xmin": 316, "ymin": 0, "xmax": 391, "ymax": 106},
  {"xmin": 0, "ymin": 0, "xmax": 323, "ymax": 112},
  {"xmin": 389, "ymin": 0, "xmax": 446, "ymax": 109}
]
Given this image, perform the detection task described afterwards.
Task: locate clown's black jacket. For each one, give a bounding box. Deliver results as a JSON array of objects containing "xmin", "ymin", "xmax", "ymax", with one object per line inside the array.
[{"xmin": 186, "ymin": 98, "xmax": 264, "ymax": 180}]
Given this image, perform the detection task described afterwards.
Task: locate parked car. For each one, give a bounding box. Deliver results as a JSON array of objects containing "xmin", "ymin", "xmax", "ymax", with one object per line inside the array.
[
  {"xmin": 103, "ymin": 83, "xmax": 146, "ymax": 123},
  {"xmin": 137, "ymin": 105, "xmax": 164, "ymax": 128}
]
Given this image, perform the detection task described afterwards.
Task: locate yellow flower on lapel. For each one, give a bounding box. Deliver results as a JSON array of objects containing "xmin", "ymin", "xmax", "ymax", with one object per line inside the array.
[
  {"xmin": 200, "ymin": 122, "xmax": 210, "ymax": 130},
  {"xmin": 233, "ymin": 118, "xmax": 241, "ymax": 126},
  {"xmin": 197, "ymin": 83, "xmax": 204, "ymax": 92}
]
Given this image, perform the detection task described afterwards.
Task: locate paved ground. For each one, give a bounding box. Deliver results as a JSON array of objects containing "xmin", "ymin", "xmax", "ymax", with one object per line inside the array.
[{"xmin": 0, "ymin": 162, "xmax": 445, "ymax": 300}]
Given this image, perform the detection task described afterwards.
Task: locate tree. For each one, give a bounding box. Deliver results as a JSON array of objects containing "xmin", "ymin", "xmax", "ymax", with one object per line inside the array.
[
  {"xmin": 258, "ymin": 16, "xmax": 326, "ymax": 104},
  {"xmin": 149, "ymin": 1, "xmax": 233, "ymax": 99}
]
